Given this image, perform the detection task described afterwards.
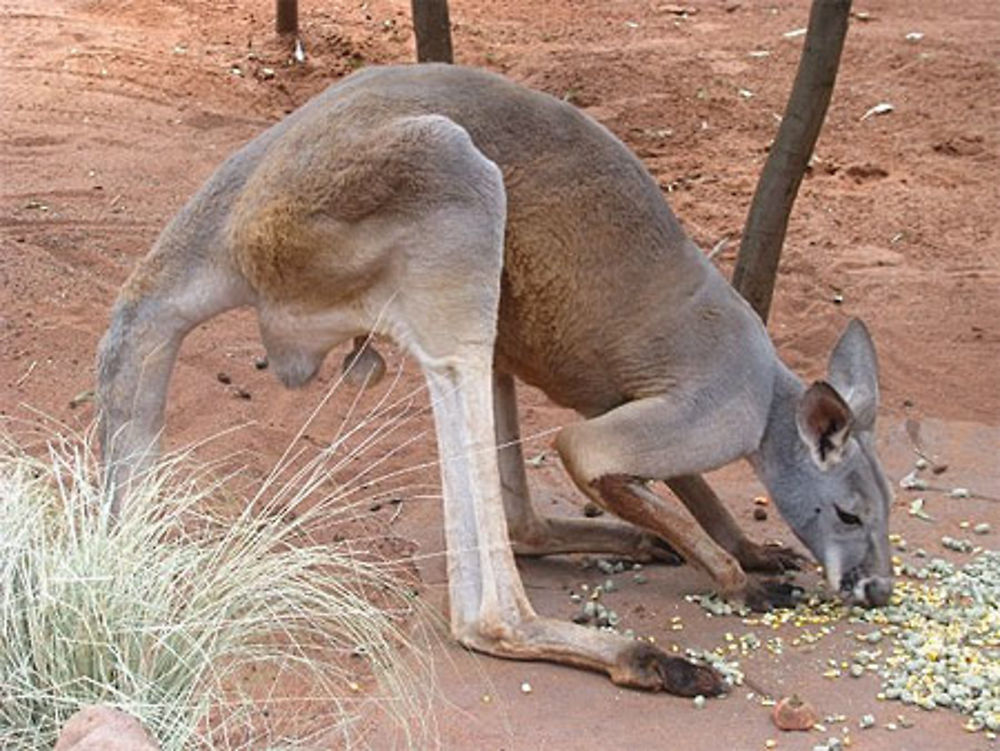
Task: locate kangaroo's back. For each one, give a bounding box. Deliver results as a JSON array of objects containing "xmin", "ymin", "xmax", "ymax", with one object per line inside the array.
[{"xmin": 282, "ymin": 65, "xmax": 767, "ymax": 414}]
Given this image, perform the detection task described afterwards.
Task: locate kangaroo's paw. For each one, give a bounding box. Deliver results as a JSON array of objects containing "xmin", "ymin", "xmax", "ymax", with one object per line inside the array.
[
  {"xmin": 736, "ymin": 540, "xmax": 807, "ymax": 574},
  {"xmin": 612, "ymin": 643, "xmax": 726, "ymax": 696},
  {"xmin": 743, "ymin": 579, "xmax": 805, "ymax": 612}
]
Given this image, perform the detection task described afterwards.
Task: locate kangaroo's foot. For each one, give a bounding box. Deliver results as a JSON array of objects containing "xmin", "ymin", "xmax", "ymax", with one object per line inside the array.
[
  {"xmin": 509, "ymin": 515, "xmax": 684, "ymax": 565},
  {"xmin": 613, "ymin": 642, "xmax": 725, "ymax": 695},
  {"xmin": 458, "ymin": 614, "xmax": 725, "ymax": 696}
]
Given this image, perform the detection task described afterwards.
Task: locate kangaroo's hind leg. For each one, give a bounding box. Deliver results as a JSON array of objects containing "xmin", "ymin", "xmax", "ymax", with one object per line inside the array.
[{"xmin": 392, "ymin": 117, "xmax": 721, "ymax": 694}]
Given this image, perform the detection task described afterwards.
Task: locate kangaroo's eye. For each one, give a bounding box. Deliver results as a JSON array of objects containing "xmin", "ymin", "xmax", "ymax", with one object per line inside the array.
[{"xmin": 835, "ymin": 504, "xmax": 862, "ymax": 526}]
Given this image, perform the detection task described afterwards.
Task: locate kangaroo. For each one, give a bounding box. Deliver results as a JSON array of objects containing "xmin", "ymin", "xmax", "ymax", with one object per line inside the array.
[{"xmin": 97, "ymin": 64, "xmax": 893, "ymax": 697}]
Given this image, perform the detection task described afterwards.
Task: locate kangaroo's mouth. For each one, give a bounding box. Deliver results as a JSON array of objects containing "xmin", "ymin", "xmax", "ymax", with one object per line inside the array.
[{"xmin": 839, "ymin": 567, "xmax": 892, "ymax": 608}]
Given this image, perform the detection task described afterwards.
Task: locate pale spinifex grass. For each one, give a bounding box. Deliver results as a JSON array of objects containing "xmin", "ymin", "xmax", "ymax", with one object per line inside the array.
[{"xmin": 0, "ymin": 365, "xmax": 442, "ymax": 750}]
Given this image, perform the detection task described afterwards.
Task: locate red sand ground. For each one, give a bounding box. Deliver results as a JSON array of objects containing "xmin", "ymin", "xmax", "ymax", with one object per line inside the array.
[{"xmin": 2, "ymin": 0, "xmax": 998, "ymax": 748}]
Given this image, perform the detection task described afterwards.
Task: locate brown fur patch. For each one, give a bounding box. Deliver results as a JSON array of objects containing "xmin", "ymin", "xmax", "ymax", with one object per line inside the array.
[{"xmin": 227, "ymin": 116, "xmax": 466, "ymax": 306}]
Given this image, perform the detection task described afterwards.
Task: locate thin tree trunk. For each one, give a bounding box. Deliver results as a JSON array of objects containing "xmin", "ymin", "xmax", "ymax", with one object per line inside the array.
[
  {"xmin": 276, "ymin": 0, "xmax": 297, "ymax": 35},
  {"xmin": 731, "ymin": 0, "xmax": 853, "ymax": 322},
  {"xmin": 411, "ymin": 0, "xmax": 454, "ymax": 63}
]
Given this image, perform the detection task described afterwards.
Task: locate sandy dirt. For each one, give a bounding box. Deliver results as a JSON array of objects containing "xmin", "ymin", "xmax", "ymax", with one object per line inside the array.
[{"xmin": 2, "ymin": 0, "xmax": 999, "ymax": 748}]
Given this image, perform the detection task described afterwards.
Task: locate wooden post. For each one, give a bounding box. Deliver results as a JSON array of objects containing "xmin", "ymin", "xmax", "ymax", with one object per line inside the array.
[
  {"xmin": 411, "ymin": 0, "xmax": 454, "ymax": 63},
  {"xmin": 731, "ymin": 0, "xmax": 852, "ymax": 323},
  {"xmin": 276, "ymin": 0, "xmax": 298, "ymax": 35}
]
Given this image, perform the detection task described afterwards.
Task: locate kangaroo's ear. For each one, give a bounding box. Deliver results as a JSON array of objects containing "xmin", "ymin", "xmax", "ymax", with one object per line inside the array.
[
  {"xmin": 797, "ymin": 381, "xmax": 853, "ymax": 469},
  {"xmin": 827, "ymin": 318, "xmax": 879, "ymax": 431}
]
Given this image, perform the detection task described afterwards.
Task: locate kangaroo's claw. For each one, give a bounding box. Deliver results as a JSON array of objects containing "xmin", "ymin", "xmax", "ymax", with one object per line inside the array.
[{"xmin": 744, "ymin": 579, "xmax": 805, "ymax": 612}]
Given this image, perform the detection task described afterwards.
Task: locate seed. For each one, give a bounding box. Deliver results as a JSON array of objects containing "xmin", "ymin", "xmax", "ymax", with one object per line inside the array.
[
  {"xmin": 974, "ymin": 523, "xmax": 991, "ymax": 535},
  {"xmin": 693, "ymin": 694, "xmax": 706, "ymax": 709},
  {"xmin": 520, "ymin": 681, "xmax": 532, "ymax": 694}
]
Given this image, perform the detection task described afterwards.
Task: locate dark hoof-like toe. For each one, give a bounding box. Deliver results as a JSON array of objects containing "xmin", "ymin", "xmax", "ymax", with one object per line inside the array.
[
  {"xmin": 615, "ymin": 643, "xmax": 725, "ymax": 696},
  {"xmin": 745, "ymin": 579, "xmax": 805, "ymax": 612}
]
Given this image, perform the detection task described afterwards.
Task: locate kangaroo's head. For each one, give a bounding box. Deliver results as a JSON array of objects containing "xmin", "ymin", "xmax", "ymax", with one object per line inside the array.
[{"xmin": 766, "ymin": 319, "xmax": 893, "ymax": 607}]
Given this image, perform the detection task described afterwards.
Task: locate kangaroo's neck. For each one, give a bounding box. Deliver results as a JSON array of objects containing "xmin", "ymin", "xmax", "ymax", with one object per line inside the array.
[{"xmin": 749, "ymin": 363, "xmax": 808, "ymax": 501}]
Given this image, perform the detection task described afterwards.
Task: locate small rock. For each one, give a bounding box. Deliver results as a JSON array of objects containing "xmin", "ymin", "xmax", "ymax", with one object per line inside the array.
[
  {"xmin": 254, "ymin": 356, "xmax": 269, "ymax": 370},
  {"xmin": 753, "ymin": 507, "xmax": 768, "ymax": 521},
  {"xmin": 520, "ymin": 681, "xmax": 532, "ymax": 694},
  {"xmin": 54, "ymin": 705, "xmax": 159, "ymax": 751},
  {"xmin": 216, "ymin": 372, "xmax": 232, "ymax": 385},
  {"xmin": 582, "ymin": 501, "xmax": 604, "ymax": 518},
  {"xmin": 693, "ymin": 694, "xmax": 706, "ymax": 709},
  {"xmin": 772, "ymin": 694, "xmax": 818, "ymax": 731}
]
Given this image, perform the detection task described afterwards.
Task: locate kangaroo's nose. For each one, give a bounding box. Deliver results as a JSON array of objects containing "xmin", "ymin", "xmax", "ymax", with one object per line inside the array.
[{"xmin": 863, "ymin": 577, "xmax": 893, "ymax": 607}]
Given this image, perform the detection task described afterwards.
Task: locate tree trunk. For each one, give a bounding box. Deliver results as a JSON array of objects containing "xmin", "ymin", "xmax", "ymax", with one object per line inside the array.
[
  {"xmin": 276, "ymin": 0, "xmax": 297, "ymax": 35},
  {"xmin": 411, "ymin": 0, "xmax": 454, "ymax": 63},
  {"xmin": 731, "ymin": 0, "xmax": 853, "ymax": 323}
]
